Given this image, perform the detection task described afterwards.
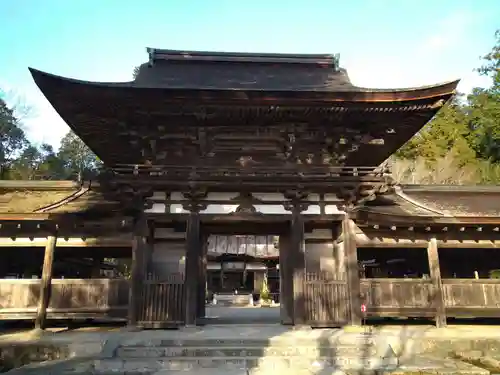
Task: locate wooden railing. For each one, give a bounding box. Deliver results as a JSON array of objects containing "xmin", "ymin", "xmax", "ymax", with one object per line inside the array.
[
  {"xmin": 443, "ymin": 279, "xmax": 500, "ymax": 317},
  {"xmin": 0, "ymin": 279, "xmax": 129, "ymax": 320},
  {"xmin": 360, "ymin": 278, "xmax": 435, "ymax": 317},
  {"xmin": 3, "ymin": 276, "xmax": 500, "ymax": 324}
]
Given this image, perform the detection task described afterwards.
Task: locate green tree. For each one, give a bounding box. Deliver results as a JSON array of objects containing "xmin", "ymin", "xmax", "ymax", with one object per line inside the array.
[
  {"xmin": 57, "ymin": 131, "xmax": 101, "ymax": 180},
  {"xmin": 467, "ymin": 30, "xmax": 500, "ymax": 162},
  {"xmin": 0, "ymin": 97, "xmax": 30, "ymax": 179},
  {"xmin": 133, "ymin": 66, "xmax": 140, "ymax": 79},
  {"xmin": 8, "ymin": 143, "xmax": 67, "ymax": 180},
  {"xmin": 260, "ymin": 273, "xmax": 270, "ymax": 302},
  {"xmin": 396, "ymin": 96, "xmax": 475, "ymax": 165},
  {"xmin": 394, "ymin": 29, "xmax": 500, "ymax": 184}
]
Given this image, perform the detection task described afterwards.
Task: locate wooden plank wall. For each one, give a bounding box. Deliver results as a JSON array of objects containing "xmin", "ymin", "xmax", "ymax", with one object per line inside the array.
[
  {"xmin": 443, "ymin": 279, "xmax": 500, "ymax": 317},
  {"xmin": 358, "ymin": 278, "xmax": 500, "ymax": 319},
  {"xmin": 0, "ymin": 279, "xmax": 129, "ymax": 320},
  {"xmin": 360, "ymin": 278, "xmax": 435, "ymax": 317}
]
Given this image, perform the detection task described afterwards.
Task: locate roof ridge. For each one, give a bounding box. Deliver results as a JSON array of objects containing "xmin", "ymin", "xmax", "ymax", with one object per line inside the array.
[
  {"xmin": 33, "ymin": 182, "xmax": 90, "ymax": 213},
  {"xmin": 146, "ymin": 48, "xmax": 340, "ymax": 67}
]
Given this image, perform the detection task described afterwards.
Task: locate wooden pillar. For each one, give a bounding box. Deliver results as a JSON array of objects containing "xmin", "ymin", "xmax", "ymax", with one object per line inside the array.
[
  {"xmin": 184, "ymin": 211, "xmax": 201, "ymax": 325},
  {"xmin": 91, "ymin": 256, "xmax": 103, "ymax": 278},
  {"xmin": 144, "ymin": 220, "xmax": 155, "ymax": 279},
  {"xmin": 279, "ymin": 234, "xmax": 293, "ymax": 324},
  {"xmin": 427, "ymin": 238, "xmax": 446, "ymax": 327},
  {"xmin": 220, "ymin": 268, "xmax": 224, "ymax": 290},
  {"xmin": 127, "ymin": 214, "xmax": 148, "ymax": 327},
  {"xmin": 291, "ymin": 211, "xmax": 306, "ymax": 325},
  {"xmin": 35, "ymin": 234, "xmax": 57, "ymax": 330},
  {"xmin": 343, "ymin": 214, "xmax": 361, "ymax": 325},
  {"xmin": 197, "ymin": 234, "xmax": 208, "ymax": 319}
]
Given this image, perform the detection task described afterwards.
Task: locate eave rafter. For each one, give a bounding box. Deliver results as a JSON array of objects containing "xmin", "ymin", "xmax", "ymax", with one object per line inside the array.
[
  {"xmin": 0, "ymin": 215, "xmax": 134, "ymax": 237},
  {"xmin": 354, "ymin": 210, "xmax": 500, "ymax": 239}
]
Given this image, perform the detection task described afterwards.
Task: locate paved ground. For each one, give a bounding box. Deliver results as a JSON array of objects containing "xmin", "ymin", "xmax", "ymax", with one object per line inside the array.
[
  {"xmin": 204, "ymin": 306, "xmax": 280, "ymax": 324},
  {"xmin": 3, "ymin": 307, "xmax": 500, "ymax": 374},
  {"xmin": 3, "ymin": 323, "xmax": 500, "ymax": 374}
]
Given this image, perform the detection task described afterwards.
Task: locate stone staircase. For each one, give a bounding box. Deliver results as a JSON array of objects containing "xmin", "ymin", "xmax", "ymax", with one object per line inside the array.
[{"xmin": 93, "ymin": 333, "xmax": 401, "ymax": 374}]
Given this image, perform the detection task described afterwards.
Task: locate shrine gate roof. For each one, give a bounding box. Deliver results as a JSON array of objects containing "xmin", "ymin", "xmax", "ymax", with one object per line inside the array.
[{"xmin": 29, "ymin": 48, "xmax": 459, "ymax": 177}]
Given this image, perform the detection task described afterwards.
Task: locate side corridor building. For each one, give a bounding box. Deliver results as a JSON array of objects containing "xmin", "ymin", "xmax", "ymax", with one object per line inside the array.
[{"xmin": 1, "ymin": 49, "xmax": 499, "ymax": 329}]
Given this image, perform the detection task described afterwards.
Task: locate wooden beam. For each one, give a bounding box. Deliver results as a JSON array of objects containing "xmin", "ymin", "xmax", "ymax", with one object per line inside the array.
[
  {"xmin": 34, "ymin": 235, "xmax": 57, "ymax": 329},
  {"xmin": 427, "ymin": 238, "xmax": 446, "ymax": 327},
  {"xmin": 127, "ymin": 214, "xmax": 148, "ymax": 327},
  {"xmin": 344, "ymin": 215, "xmax": 361, "ymax": 325},
  {"xmin": 184, "ymin": 211, "xmax": 201, "ymax": 325}
]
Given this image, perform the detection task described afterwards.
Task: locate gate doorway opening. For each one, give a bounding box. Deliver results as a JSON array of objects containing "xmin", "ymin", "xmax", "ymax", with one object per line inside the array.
[{"xmin": 203, "ymin": 234, "xmax": 281, "ymax": 325}]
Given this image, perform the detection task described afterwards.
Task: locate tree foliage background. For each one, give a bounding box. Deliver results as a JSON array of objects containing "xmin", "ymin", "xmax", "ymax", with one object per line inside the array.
[
  {"xmin": 1, "ymin": 30, "xmax": 499, "ymax": 184},
  {"xmin": 386, "ymin": 29, "xmax": 499, "ymax": 185},
  {"xmin": 0, "ymin": 93, "xmax": 101, "ymax": 180}
]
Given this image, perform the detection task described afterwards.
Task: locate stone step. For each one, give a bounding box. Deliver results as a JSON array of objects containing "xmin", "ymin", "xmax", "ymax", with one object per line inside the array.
[
  {"xmin": 93, "ymin": 356, "xmax": 400, "ymax": 373},
  {"xmin": 211, "ymin": 294, "xmax": 253, "ymax": 306},
  {"xmin": 117, "ymin": 337, "xmax": 377, "ymax": 348},
  {"xmin": 115, "ymin": 345, "xmax": 378, "ymax": 358}
]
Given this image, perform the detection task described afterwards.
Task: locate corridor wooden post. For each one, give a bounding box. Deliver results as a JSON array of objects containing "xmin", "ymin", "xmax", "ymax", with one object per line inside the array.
[
  {"xmin": 91, "ymin": 256, "xmax": 103, "ymax": 278},
  {"xmin": 145, "ymin": 220, "xmax": 155, "ymax": 278},
  {"xmin": 343, "ymin": 214, "xmax": 361, "ymax": 325},
  {"xmin": 427, "ymin": 237, "xmax": 446, "ymax": 327},
  {"xmin": 291, "ymin": 210, "xmax": 306, "ymax": 325},
  {"xmin": 127, "ymin": 214, "xmax": 148, "ymax": 328},
  {"xmin": 197, "ymin": 234, "xmax": 208, "ymax": 319},
  {"xmin": 279, "ymin": 234, "xmax": 293, "ymax": 325},
  {"xmin": 184, "ymin": 211, "xmax": 202, "ymax": 325},
  {"xmin": 35, "ymin": 234, "xmax": 57, "ymax": 330}
]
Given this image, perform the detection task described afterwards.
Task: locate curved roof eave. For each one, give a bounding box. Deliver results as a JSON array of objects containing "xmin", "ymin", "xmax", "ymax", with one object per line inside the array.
[{"xmin": 29, "ymin": 68, "xmax": 460, "ymax": 104}]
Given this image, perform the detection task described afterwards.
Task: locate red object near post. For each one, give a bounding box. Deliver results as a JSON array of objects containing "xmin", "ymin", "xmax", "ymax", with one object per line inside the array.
[{"xmin": 361, "ymin": 304, "xmax": 367, "ymax": 313}]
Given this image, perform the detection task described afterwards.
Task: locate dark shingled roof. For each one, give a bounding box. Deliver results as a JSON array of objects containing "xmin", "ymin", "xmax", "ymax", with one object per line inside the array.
[
  {"xmin": 2, "ymin": 181, "xmax": 500, "ymax": 223},
  {"xmin": 134, "ymin": 48, "xmax": 352, "ymax": 91},
  {"xmin": 28, "ymin": 48, "xmax": 460, "ymax": 169},
  {"xmin": 133, "ymin": 48, "xmax": 458, "ymax": 92},
  {"xmin": 401, "ymin": 185, "xmax": 500, "ymax": 217},
  {"xmin": 356, "ymin": 185, "xmax": 500, "ymax": 224}
]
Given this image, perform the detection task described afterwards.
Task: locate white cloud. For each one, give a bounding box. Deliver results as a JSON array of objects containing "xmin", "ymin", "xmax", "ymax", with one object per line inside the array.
[
  {"xmin": 419, "ymin": 10, "xmax": 479, "ymax": 52},
  {"xmin": 346, "ymin": 9, "xmax": 488, "ymax": 92}
]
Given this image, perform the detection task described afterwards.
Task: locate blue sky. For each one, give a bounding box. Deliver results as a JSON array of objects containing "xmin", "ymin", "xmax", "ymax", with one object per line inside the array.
[{"xmin": 1, "ymin": 0, "xmax": 499, "ymax": 148}]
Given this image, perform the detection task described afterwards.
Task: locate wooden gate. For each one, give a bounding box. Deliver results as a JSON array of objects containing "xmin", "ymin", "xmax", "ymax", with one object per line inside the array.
[
  {"xmin": 303, "ymin": 238, "xmax": 350, "ymax": 327},
  {"xmin": 304, "ymin": 271, "xmax": 349, "ymax": 327},
  {"xmin": 137, "ymin": 273, "xmax": 185, "ymax": 328}
]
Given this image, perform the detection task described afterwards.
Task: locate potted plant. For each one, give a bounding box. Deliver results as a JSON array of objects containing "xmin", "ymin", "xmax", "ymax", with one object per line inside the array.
[{"xmin": 489, "ymin": 269, "xmax": 500, "ymax": 279}]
